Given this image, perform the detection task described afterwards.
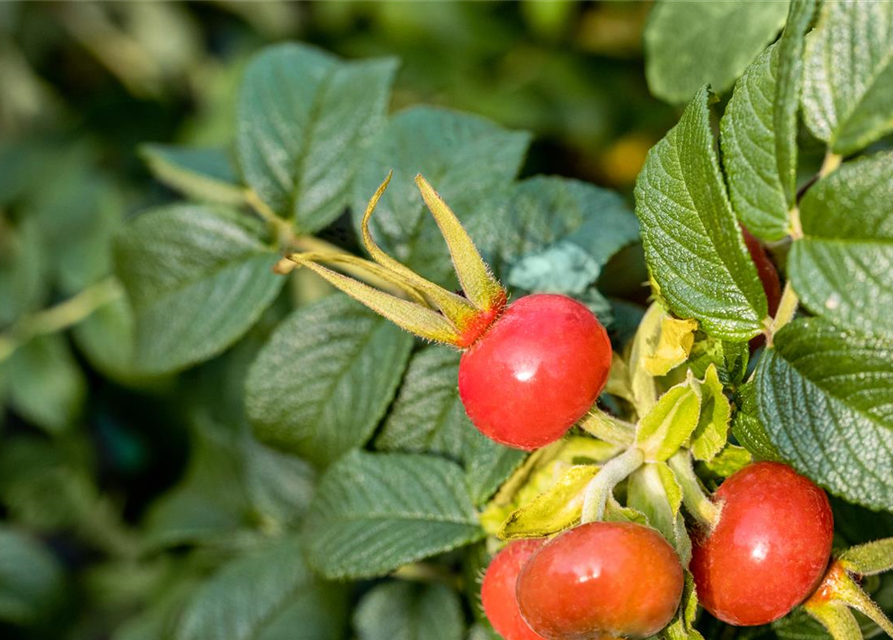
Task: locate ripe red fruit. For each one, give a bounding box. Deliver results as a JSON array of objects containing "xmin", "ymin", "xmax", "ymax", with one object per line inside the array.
[
  {"xmin": 517, "ymin": 522, "xmax": 684, "ymax": 640},
  {"xmin": 482, "ymin": 540, "xmax": 547, "ymax": 640},
  {"xmin": 458, "ymin": 294, "xmax": 611, "ymax": 450},
  {"xmin": 690, "ymin": 462, "xmax": 834, "ymax": 626},
  {"xmin": 741, "ymin": 227, "xmax": 781, "ymax": 317}
]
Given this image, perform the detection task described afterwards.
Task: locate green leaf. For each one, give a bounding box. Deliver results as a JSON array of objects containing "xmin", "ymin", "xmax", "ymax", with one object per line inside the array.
[
  {"xmin": 244, "ymin": 436, "xmax": 316, "ymax": 528},
  {"xmin": 687, "ymin": 334, "xmax": 749, "ymax": 387},
  {"xmin": 247, "ymin": 294, "xmax": 412, "ymax": 467},
  {"xmin": 72, "ymin": 285, "xmax": 158, "ymax": 386},
  {"xmin": 354, "ymin": 582, "xmax": 464, "ymax": 640},
  {"xmin": 840, "ymin": 539, "xmax": 893, "ymax": 576},
  {"xmin": 303, "ymin": 450, "xmax": 483, "ymax": 579},
  {"xmin": 756, "ymin": 319, "xmax": 893, "ymax": 511},
  {"xmin": 29, "ymin": 168, "xmax": 122, "ymax": 294},
  {"xmin": 627, "ymin": 464, "xmax": 691, "ymax": 564},
  {"xmin": 176, "ymin": 536, "xmax": 347, "ymax": 640},
  {"xmin": 114, "ymin": 204, "xmax": 284, "ymax": 374},
  {"xmin": 635, "ymin": 86, "xmax": 768, "ymax": 341},
  {"xmin": 6, "ymin": 334, "xmax": 86, "ymax": 434},
  {"xmin": 143, "ymin": 422, "xmax": 252, "ymax": 550},
  {"xmin": 689, "ymin": 365, "xmax": 731, "ymax": 462},
  {"xmin": 732, "ymin": 381, "xmax": 782, "ymax": 462},
  {"xmin": 472, "ymin": 176, "xmax": 638, "ymax": 285},
  {"xmin": 636, "ymin": 378, "xmax": 702, "ymax": 463},
  {"xmin": 375, "ymin": 346, "xmax": 524, "ymax": 505},
  {"xmin": 141, "ymin": 144, "xmax": 245, "ymax": 206},
  {"xmin": 773, "ymin": 0, "xmax": 816, "ymax": 206},
  {"xmin": 802, "ymin": 1, "xmax": 893, "ymax": 155},
  {"xmin": 702, "ymin": 444, "xmax": 752, "ymax": 478},
  {"xmin": 789, "ymin": 152, "xmax": 893, "ymax": 339},
  {"xmin": 720, "ymin": 45, "xmax": 791, "ymax": 240},
  {"xmin": 663, "ymin": 572, "xmax": 704, "ymax": 640},
  {"xmin": 0, "ymin": 215, "xmax": 48, "ymax": 327},
  {"xmin": 353, "ymin": 106, "xmax": 530, "ymax": 287},
  {"xmin": 644, "ymin": 0, "xmax": 789, "ymax": 104},
  {"xmin": 0, "ymin": 526, "xmax": 64, "ymax": 625},
  {"xmin": 237, "ymin": 43, "xmax": 397, "ymax": 231}
]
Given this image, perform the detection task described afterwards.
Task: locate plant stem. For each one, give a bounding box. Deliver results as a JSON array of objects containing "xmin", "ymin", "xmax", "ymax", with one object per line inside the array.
[
  {"xmin": 765, "ymin": 280, "xmax": 799, "ymax": 348},
  {"xmin": 819, "ymin": 151, "xmax": 843, "ymax": 179},
  {"xmin": 0, "ymin": 277, "xmax": 121, "ymax": 365},
  {"xmin": 581, "ymin": 446, "xmax": 644, "ymax": 524},
  {"xmin": 245, "ymin": 188, "xmax": 417, "ymax": 299},
  {"xmin": 668, "ymin": 451, "xmax": 721, "ymax": 529}
]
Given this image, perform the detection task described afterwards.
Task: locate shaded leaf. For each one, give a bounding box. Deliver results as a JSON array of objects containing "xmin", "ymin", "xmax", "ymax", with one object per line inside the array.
[
  {"xmin": 375, "ymin": 345, "xmax": 524, "ymax": 505},
  {"xmin": 353, "ymin": 106, "xmax": 530, "ymax": 286},
  {"xmin": 644, "ymin": 0, "xmax": 788, "ymax": 104},
  {"xmin": 114, "ymin": 204, "xmax": 283, "ymax": 374},
  {"xmin": 6, "ymin": 334, "xmax": 86, "ymax": 434},
  {"xmin": 303, "ymin": 450, "xmax": 483, "ymax": 579},
  {"xmin": 354, "ymin": 582, "xmax": 464, "ymax": 640},
  {"xmin": 247, "ymin": 295, "xmax": 412, "ymax": 467},
  {"xmin": 176, "ymin": 536, "xmax": 347, "ymax": 640},
  {"xmin": 0, "ymin": 526, "xmax": 64, "ymax": 625},
  {"xmin": 689, "ymin": 365, "xmax": 731, "ymax": 462},
  {"xmin": 637, "ymin": 378, "xmax": 702, "ymax": 463}
]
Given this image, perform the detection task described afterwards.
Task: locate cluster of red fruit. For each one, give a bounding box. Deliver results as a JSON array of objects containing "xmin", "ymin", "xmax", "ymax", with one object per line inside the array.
[{"xmin": 482, "ymin": 462, "xmax": 834, "ymax": 640}]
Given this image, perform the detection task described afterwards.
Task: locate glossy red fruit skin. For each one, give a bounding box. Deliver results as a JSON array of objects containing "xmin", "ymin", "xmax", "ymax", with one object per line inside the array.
[
  {"xmin": 458, "ymin": 294, "xmax": 611, "ymax": 450},
  {"xmin": 482, "ymin": 540, "xmax": 548, "ymax": 640},
  {"xmin": 517, "ymin": 522, "xmax": 684, "ymax": 640},
  {"xmin": 690, "ymin": 462, "xmax": 834, "ymax": 626}
]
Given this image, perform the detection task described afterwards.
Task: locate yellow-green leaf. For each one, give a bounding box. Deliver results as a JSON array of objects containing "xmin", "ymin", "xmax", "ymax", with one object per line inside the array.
[
  {"xmin": 689, "ymin": 364, "xmax": 732, "ymax": 462},
  {"xmin": 644, "ymin": 316, "xmax": 699, "ymax": 376},
  {"xmin": 703, "ymin": 444, "xmax": 752, "ymax": 478},
  {"xmin": 636, "ymin": 378, "xmax": 702, "ymax": 462},
  {"xmin": 498, "ymin": 465, "xmax": 598, "ymax": 540},
  {"xmin": 655, "ymin": 461, "xmax": 683, "ymax": 518}
]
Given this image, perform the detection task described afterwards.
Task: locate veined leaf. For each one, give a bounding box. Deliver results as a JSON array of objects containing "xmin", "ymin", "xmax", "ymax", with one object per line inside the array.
[
  {"xmin": 246, "ymin": 295, "xmax": 412, "ymax": 467},
  {"xmin": 643, "ymin": 315, "xmax": 698, "ymax": 377},
  {"xmin": 636, "ymin": 378, "xmax": 702, "ymax": 463},
  {"xmin": 732, "ymin": 381, "xmax": 782, "ymax": 462},
  {"xmin": 499, "ymin": 465, "xmax": 598, "ymax": 540},
  {"xmin": 176, "ymin": 536, "xmax": 347, "ymax": 640},
  {"xmin": 756, "ymin": 319, "xmax": 893, "ymax": 511},
  {"xmin": 475, "ymin": 176, "xmax": 638, "ymax": 287},
  {"xmin": 303, "ymin": 450, "xmax": 483, "ymax": 579},
  {"xmin": 689, "ymin": 364, "xmax": 731, "ymax": 462},
  {"xmin": 354, "ymin": 582, "xmax": 464, "ymax": 640},
  {"xmin": 237, "ymin": 43, "xmax": 397, "ymax": 231},
  {"xmin": 720, "ymin": 45, "xmax": 790, "ymax": 240},
  {"xmin": 375, "ymin": 346, "xmax": 524, "ymax": 505},
  {"xmin": 644, "ymin": 0, "xmax": 788, "ymax": 104},
  {"xmin": 353, "ymin": 106, "xmax": 530, "ymax": 287},
  {"xmin": 114, "ymin": 204, "xmax": 283, "ymax": 374},
  {"xmin": 141, "ymin": 144, "xmax": 245, "ymax": 206},
  {"xmin": 789, "ymin": 152, "xmax": 893, "ymax": 339},
  {"xmin": 802, "ymin": 1, "xmax": 893, "ymax": 155},
  {"xmin": 635, "ymin": 87, "xmax": 768, "ymax": 341},
  {"xmin": 628, "ymin": 464, "xmax": 691, "ymax": 564}
]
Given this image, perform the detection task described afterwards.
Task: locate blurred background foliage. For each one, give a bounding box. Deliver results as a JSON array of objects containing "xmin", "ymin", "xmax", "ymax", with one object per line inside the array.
[{"xmin": 0, "ymin": 2, "xmax": 888, "ymax": 640}]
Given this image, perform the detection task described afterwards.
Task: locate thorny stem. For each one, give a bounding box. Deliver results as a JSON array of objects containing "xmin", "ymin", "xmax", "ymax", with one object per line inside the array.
[
  {"xmin": 0, "ymin": 277, "xmax": 121, "ymax": 364},
  {"xmin": 581, "ymin": 446, "xmax": 644, "ymax": 524},
  {"xmin": 668, "ymin": 451, "xmax": 721, "ymax": 529}
]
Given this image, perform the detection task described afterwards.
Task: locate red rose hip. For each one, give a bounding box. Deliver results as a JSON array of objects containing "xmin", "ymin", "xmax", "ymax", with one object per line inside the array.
[
  {"xmin": 482, "ymin": 540, "xmax": 547, "ymax": 640},
  {"xmin": 517, "ymin": 522, "xmax": 684, "ymax": 640},
  {"xmin": 690, "ymin": 462, "xmax": 834, "ymax": 626},
  {"xmin": 458, "ymin": 294, "xmax": 611, "ymax": 450}
]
